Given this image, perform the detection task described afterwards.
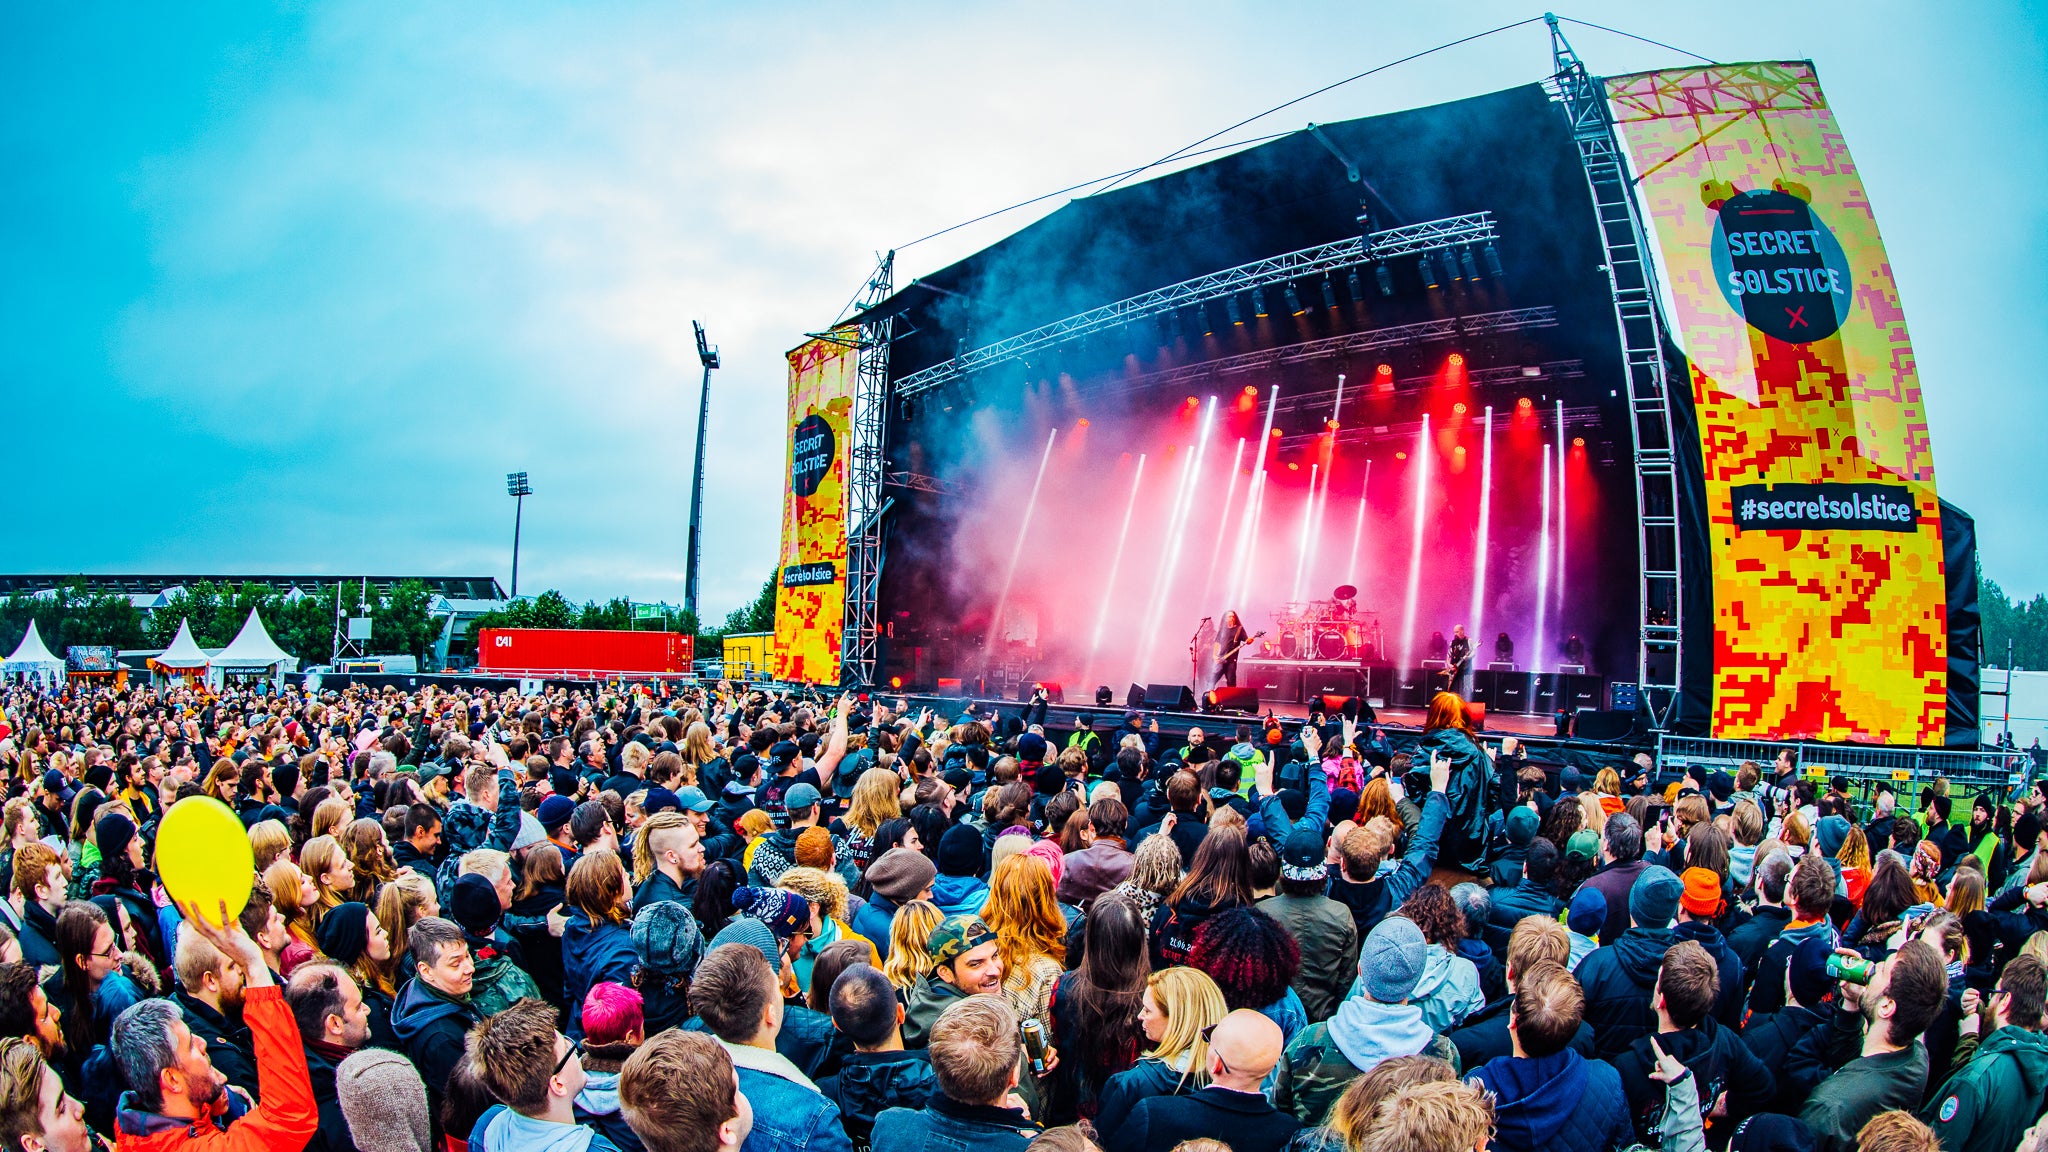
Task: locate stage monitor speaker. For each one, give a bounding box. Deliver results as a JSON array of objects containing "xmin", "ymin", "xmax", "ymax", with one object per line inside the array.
[
  {"xmin": 1609, "ymin": 681, "xmax": 1641, "ymax": 712},
  {"xmin": 1574, "ymin": 708, "xmax": 1636, "ymax": 741},
  {"xmin": 1141, "ymin": 683, "xmax": 1197, "ymax": 710},
  {"xmin": 1245, "ymin": 663, "xmax": 1301, "ymax": 704},
  {"xmin": 1014, "ymin": 681, "xmax": 1063, "ymax": 703},
  {"xmin": 1127, "ymin": 683, "xmax": 1146, "ymax": 709},
  {"xmin": 1205, "ymin": 686, "xmax": 1260, "ymax": 713}
]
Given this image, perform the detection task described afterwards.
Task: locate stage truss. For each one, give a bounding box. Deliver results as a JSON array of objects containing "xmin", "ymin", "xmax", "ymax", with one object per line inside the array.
[
  {"xmin": 1548, "ymin": 15, "xmax": 1686, "ymax": 729},
  {"xmin": 842, "ymin": 252, "xmax": 895, "ymax": 689}
]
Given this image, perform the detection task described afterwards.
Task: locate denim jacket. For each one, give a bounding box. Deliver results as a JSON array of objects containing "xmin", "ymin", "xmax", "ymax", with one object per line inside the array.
[
  {"xmin": 722, "ymin": 1041, "xmax": 853, "ymax": 1152},
  {"xmin": 869, "ymin": 1095, "xmax": 1040, "ymax": 1152}
]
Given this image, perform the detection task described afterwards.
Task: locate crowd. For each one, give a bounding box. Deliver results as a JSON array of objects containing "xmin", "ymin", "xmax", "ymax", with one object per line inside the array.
[{"xmin": 0, "ymin": 677, "xmax": 2043, "ymax": 1152}]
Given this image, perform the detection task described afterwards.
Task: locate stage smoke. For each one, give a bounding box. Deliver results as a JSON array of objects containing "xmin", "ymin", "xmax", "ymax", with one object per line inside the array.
[
  {"xmin": 1087, "ymin": 452, "xmax": 1148, "ymax": 681},
  {"xmin": 1534, "ymin": 440, "xmax": 1552, "ymax": 675},
  {"xmin": 1398, "ymin": 414, "xmax": 1431, "ymax": 669},
  {"xmin": 1468, "ymin": 405, "xmax": 1493, "ymax": 666}
]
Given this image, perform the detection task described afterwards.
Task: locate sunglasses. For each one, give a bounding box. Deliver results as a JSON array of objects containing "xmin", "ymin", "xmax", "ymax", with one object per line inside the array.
[
  {"xmin": 554, "ymin": 1037, "xmax": 582, "ymax": 1076},
  {"xmin": 1199, "ymin": 1023, "xmax": 1232, "ymax": 1077}
]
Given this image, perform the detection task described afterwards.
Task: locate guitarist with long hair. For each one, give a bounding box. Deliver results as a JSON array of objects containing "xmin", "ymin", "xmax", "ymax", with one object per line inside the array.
[{"xmin": 1212, "ymin": 611, "xmax": 1253, "ymax": 688}]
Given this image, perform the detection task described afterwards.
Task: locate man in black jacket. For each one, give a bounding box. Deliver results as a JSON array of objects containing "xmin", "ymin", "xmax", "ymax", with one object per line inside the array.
[
  {"xmin": 1612, "ymin": 940, "xmax": 1775, "ymax": 1143},
  {"xmin": 1727, "ymin": 849, "xmax": 1796, "ymax": 977},
  {"xmin": 1576, "ymin": 864, "xmax": 1682, "ymax": 1061},
  {"xmin": 1744, "ymin": 936, "xmax": 1836, "ymax": 1114},
  {"xmin": 1487, "ymin": 838, "xmax": 1566, "ymax": 954},
  {"xmin": 389, "ymin": 916, "xmax": 483, "ymax": 1129},
  {"xmin": 816, "ymin": 964, "xmax": 937, "ymax": 1151},
  {"xmin": 284, "ymin": 962, "xmax": 372, "ymax": 1152},
  {"xmin": 391, "ymin": 802, "xmax": 442, "ymax": 879},
  {"xmin": 171, "ymin": 928, "xmax": 259, "ymax": 1102},
  {"xmin": 1113, "ymin": 1010, "xmax": 1301, "ymax": 1152}
]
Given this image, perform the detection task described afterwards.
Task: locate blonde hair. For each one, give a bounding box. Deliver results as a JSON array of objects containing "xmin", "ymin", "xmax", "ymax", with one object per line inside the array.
[
  {"xmin": 882, "ymin": 900, "xmax": 944, "ymax": 992},
  {"xmin": 846, "ymin": 768, "xmax": 902, "ymax": 839},
  {"xmin": 1358, "ymin": 1079, "xmax": 1494, "ymax": 1152},
  {"xmin": 309, "ymin": 798, "xmax": 353, "ymax": 842},
  {"xmin": 264, "ymin": 859, "xmax": 318, "ymax": 946},
  {"xmin": 1781, "ymin": 809, "xmax": 1811, "ymax": 850},
  {"xmin": 566, "ymin": 848, "xmax": 631, "ymax": 929},
  {"xmin": 990, "ymin": 834, "xmax": 1034, "ymax": 875},
  {"xmin": 1837, "ymin": 826, "xmax": 1871, "ymax": 872},
  {"xmin": 1326, "ymin": 1055, "xmax": 1459, "ymax": 1149},
  {"xmin": 1946, "ymin": 868, "xmax": 1986, "ymax": 917},
  {"xmin": 632, "ymin": 812, "xmax": 690, "ymax": 885},
  {"xmin": 247, "ymin": 820, "xmax": 292, "ymax": 873},
  {"xmin": 736, "ymin": 809, "xmax": 773, "ymax": 841},
  {"xmin": 1593, "ymin": 767, "xmax": 1621, "ymax": 796},
  {"xmin": 1578, "ymin": 792, "xmax": 1608, "ymax": 837},
  {"xmin": 298, "ymin": 836, "xmax": 351, "ymax": 918},
  {"xmin": 776, "ymin": 866, "xmax": 848, "ymax": 924},
  {"xmin": 1145, "ymin": 967, "xmax": 1227, "ymax": 1089},
  {"xmin": 341, "ymin": 819, "xmax": 397, "ymax": 902}
]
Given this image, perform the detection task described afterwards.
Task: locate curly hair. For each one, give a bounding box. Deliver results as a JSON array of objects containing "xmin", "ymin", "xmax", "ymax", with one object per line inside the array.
[
  {"xmin": 1396, "ymin": 882, "xmax": 1464, "ymax": 948},
  {"xmin": 1187, "ymin": 907, "xmax": 1300, "ymax": 1011}
]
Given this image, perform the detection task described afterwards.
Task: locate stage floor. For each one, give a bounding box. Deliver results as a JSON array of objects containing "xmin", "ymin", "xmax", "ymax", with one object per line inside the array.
[{"xmin": 1261, "ymin": 701, "xmax": 1559, "ymax": 736}]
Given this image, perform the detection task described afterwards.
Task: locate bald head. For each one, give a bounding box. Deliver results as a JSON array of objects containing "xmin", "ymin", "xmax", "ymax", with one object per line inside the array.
[{"xmin": 1207, "ymin": 1009, "xmax": 1284, "ymax": 1092}]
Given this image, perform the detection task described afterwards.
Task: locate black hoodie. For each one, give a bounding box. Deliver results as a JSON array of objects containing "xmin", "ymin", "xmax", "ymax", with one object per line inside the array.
[
  {"xmin": 818, "ymin": 1049, "xmax": 939, "ymax": 1152},
  {"xmin": 1612, "ymin": 1016, "xmax": 1775, "ymax": 1143},
  {"xmin": 1574, "ymin": 926, "xmax": 1674, "ymax": 1061}
]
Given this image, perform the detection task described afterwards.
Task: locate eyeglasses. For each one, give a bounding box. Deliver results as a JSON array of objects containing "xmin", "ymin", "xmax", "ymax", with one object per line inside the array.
[
  {"xmin": 554, "ymin": 1037, "xmax": 582, "ymax": 1076},
  {"xmin": 1199, "ymin": 1023, "xmax": 1231, "ymax": 1077}
]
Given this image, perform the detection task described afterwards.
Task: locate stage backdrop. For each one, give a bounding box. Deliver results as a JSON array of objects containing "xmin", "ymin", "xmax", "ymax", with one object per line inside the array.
[
  {"xmin": 774, "ymin": 332, "xmax": 857, "ymax": 684},
  {"xmin": 1608, "ymin": 62, "xmax": 1944, "ymax": 743}
]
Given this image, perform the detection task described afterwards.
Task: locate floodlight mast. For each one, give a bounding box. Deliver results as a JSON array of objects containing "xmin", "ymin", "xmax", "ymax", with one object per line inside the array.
[
  {"xmin": 506, "ymin": 471, "xmax": 532, "ymax": 597},
  {"xmin": 686, "ymin": 322, "xmax": 720, "ymax": 620}
]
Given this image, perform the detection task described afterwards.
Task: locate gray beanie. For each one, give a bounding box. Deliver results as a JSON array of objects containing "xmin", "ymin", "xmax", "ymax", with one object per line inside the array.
[
  {"xmin": 1629, "ymin": 864, "xmax": 1684, "ymax": 929},
  {"xmin": 336, "ymin": 1048, "xmax": 431, "ymax": 1152},
  {"xmin": 710, "ymin": 916, "xmax": 781, "ymax": 970},
  {"xmin": 1359, "ymin": 915, "xmax": 1428, "ymax": 1003},
  {"xmin": 632, "ymin": 899, "xmax": 706, "ymax": 976},
  {"xmin": 865, "ymin": 847, "xmax": 937, "ymax": 904}
]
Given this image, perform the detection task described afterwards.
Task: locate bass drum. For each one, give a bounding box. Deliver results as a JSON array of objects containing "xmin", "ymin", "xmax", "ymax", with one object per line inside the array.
[
  {"xmin": 1315, "ymin": 628, "xmax": 1350, "ymax": 660},
  {"xmin": 1278, "ymin": 631, "xmax": 1302, "ymax": 659}
]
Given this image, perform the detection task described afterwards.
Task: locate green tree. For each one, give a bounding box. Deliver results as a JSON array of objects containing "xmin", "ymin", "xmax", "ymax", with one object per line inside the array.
[
  {"xmin": 1983, "ymin": 576, "xmax": 2048, "ymax": 670},
  {"xmin": 372, "ymin": 579, "xmax": 436, "ymax": 662},
  {"xmin": 718, "ymin": 574, "xmax": 777, "ymax": 636}
]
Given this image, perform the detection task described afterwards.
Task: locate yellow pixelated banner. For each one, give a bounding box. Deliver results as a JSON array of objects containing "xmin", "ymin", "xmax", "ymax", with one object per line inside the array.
[
  {"xmin": 773, "ymin": 332, "xmax": 857, "ymax": 684},
  {"xmin": 1607, "ymin": 62, "xmax": 1944, "ymax": 744}
]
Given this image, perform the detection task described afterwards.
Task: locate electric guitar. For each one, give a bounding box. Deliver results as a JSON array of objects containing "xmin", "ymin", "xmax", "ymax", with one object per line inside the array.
[{"xmin": 1216, "ymin": 630, "xmax": 1266, "ymax": 664}]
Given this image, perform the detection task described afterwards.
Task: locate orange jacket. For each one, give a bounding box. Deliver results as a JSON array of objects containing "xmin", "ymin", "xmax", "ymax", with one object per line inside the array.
[{"xmin": 115, "ymin": 984, "xmax": 318, "ymax": 1152}]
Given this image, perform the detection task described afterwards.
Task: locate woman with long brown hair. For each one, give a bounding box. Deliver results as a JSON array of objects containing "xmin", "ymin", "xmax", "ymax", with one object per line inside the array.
[
  {"xmin": 297, "ymin": 835, "xmax": 354, "ymax": 929},
  {"xmin": 263, "ymin": 858, "xmax": 322, "ymax": 970},
  {"xmin": 1047, "ymin": 895, "xmax": 1149, "ymax": 1124},
  {"xmin": 562, "ymin": 848, "xmax": 638, "ymax": 1036},
  {"xmin": 506, "ymin": 842, "xmax": 568, "ymax": 1006},
  {"xmin": 982, "ymin": 853, "xmax": 1066, "ymax": 1027},
  {"xmin": 1151, "ymin": 825, "xmax": 1252, "ymax": 969},
  {"xmin": 340, "ymin": 818, "xmax": 397, "ymax": 904}
]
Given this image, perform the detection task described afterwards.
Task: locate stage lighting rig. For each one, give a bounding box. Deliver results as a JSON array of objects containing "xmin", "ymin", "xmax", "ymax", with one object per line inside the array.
[
  {"xmin": 1321, "ymin": 276, "xmax": 1339, "ymax": 309},
  {"xmin": 1347, "ymin": 267, "xmax": 1365, "ymax": 302},
  {"xmin": 1376, "ymin": 264, "xmax": 1395, "ymax": 296},
  {"xmin": 1226, "ymin": 295, "xmax": 1244, "ymax": 326},
  {"xmin": 1461, "ymin": 248, "xmax": 1481, "ymax": 281},
  {"xmin": 1419, "ymin": 256, "xmax": 1437, "ymax": 289},
  {"xmin": 1285, "ymin": 283, "xmax": 1305, "ymax": 316},
  {"xmin": 1252, "ymin": 286, "xmax": 1269, "ymax": 318}
]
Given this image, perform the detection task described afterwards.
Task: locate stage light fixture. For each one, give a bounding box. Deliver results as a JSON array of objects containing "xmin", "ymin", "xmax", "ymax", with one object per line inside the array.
[
  {"xmin": 1453, "ymin": 402, "xmax": 1467, "ymax": 414},
  {"xmin": 1185, "ymin": 395, "xmax": 1199, "ymax": 407},
  {"xmin": 1376, "ymin": 363, "xmax": 1394, "ymax": 377},
  {"xmin": 1483, "ymin": 242, "xmax": 1504, "ymax": 278},
  {"xmin": 1270, "ymin": 428, "xmax": 1282, "ymax": 438},
  {"xmin": 1517, "ymin": 397, "xmax": 1534, "ymax": 409},
  {"xmin": 1448, "ymin": 352, "xmax": 1465, "ymax": 368},
  {"xmin": 1242, "ymin": 385, "xmax": 1258, "ymax": 396},
  {"xmin": 890, "ymin": 676, "xmax": 903, "ymax": 689},
  {"xmin": 1418, "ymin": 257, "xmax": 1437, "ymax": 289},
  {"xmin": 1573, "ymin": 436, "xmax": 1586, "ymax": 447},
  {"xmin": 1077, "ymin": 418, "xmax": 1090, "ymax": 427},
  {"xmin": 1227, "ymin": 295, "xmax": 1244, "ymax": 325},
  {"xmin": 1199, "ymin": 303, "xmax": 1215, "ymax": 336},
  {"xmin": 1462, "ymin": 248, "xmax": 1480, "ymax": 281},
  {"xmin": 1285, "ymin": 283, "xmax": 1305, "ymax": 316},
  {"xmin": 1395, "ymin": 451, "xmax": 1408, "ymax": 460},
  {"xmin": 1376, "ymin": 263, "xmax": 1395, "ymax": 296},
  {"xmin": 1166, "ymin": 310, "xmax": 1183, "ymax": 341},
  {"xmin": 1442, "ymin": 250, "xmax": 1462, "ymax": 284},
  {"xmin": 1288, "ymin": 462, "xmax": 1299, "ymax": 470},
  {"xmin": 1095, "ymin": 685, "xmax": 1114, "ymax": 706},
  {"xmin": 1326, "ymin": 417, "xmax": 1340, "ymax": 430},
  {"xmin": 1321, "ymin": 276, "xmax": 1339, "ymax": 309},
  {"xmin": 1252, "ymin": 287, "xmax": 1269, "ymax": 318}
]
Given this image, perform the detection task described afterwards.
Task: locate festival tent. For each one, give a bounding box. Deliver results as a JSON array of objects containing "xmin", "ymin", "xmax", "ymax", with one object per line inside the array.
[
  {"xmin": 206, "ymin": 608, "xmax": 297, "ymax": 688},
  {"xmin": 149, "ymin": 619, "xmax": 212, "ymax": 681},
  {"xmin": 0, "ymin": 622, "xmax": 64, "ymax": 686}
]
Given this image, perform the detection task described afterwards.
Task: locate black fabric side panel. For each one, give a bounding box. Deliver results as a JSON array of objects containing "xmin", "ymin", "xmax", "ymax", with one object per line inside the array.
[
  {"xmin": 1941, "ymin": 499, "xmax": 1981, "ymax": 748},
  {"xmin": 1665, "ymin": 341, "xmax": 1716, "ymax": 735}
]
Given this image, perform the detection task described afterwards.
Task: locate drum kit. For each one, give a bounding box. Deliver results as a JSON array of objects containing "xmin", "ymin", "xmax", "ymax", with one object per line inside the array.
[{"xmin": 1265, "ymin": 585, "xmax": 1383, "ymax": 663}]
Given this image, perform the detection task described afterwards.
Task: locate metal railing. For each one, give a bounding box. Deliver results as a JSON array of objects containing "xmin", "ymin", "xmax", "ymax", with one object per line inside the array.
[{"xmin": 1657, "ymin": 735, "xmax": 2032, "ymax": 792}]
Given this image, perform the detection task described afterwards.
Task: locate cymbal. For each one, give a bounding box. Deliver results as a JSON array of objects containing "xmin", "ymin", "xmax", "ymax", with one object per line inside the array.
[{"xmin": 1332, "ymin": 584, "xmax": 1358, "ymax": 600}]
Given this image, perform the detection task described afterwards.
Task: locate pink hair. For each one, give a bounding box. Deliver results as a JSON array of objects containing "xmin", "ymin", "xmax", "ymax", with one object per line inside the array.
[
  {"xmin": 581, "ymin": 981, "xmax": 645, "ymax": 1046},
  {"xmin": 1025, "ymin": 839, "xmax": 1066, "ymax": 887}
]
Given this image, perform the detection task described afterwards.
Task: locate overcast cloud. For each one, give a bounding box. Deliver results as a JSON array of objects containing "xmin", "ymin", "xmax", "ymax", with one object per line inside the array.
[{"xmin": 3, "ymin": 2, "xmax": 2042, "ymax": 618}]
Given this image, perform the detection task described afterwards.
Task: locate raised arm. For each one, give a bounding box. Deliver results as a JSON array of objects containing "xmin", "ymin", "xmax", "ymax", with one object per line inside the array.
[{"xmin": 814, "ymin": 693, "xmax": 852, "ymax": 790}]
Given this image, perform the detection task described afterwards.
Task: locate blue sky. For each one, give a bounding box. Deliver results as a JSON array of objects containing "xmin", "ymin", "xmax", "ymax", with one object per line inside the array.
[{"xmin": 4, "ymin": 2, "xmax": 2043, "ymax": 619}]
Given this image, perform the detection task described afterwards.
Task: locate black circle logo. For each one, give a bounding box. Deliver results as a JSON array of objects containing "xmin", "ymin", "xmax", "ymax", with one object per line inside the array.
[
  {"xmin": 791, "ymin": 413, "xmax": 835, "ymax": 498},
  {"xmin": 1710, "ymin": 188, "xmax": 1854, "ymax": 344}
]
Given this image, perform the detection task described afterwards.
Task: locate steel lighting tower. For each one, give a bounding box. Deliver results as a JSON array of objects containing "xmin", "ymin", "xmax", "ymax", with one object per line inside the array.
[
  {"xmin": 506, "ymin": 471, "xmax": 533, "ymax": 597},
  {"xmin": 685, "ymin": 321, "xmax": 719, "ymax": 620}
]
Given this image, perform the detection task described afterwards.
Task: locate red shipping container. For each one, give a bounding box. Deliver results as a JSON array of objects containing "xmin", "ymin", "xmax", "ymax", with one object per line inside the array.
[{"xmin": 476, "ymin": 629, "xmax": 694, "ymax": 676}]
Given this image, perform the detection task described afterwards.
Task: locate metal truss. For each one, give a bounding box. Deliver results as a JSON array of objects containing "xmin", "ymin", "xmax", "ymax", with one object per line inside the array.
[
  {"xmin": 1102, "ymin": 306, "xmax": 1557, "ymax": 398},
  {"xmin": 883, "ymin": 471, "xmax": 956, "ymax": 497},
  {"xmin": 1280, "ymin": 402, "xmax": 1602, "ymax": 451},
  {"xmin": 893, "ymin": 213, "xmax": 1499, "ymax": 399},
  {"xmin": 1267, "ymin": 359, "xmax": 1586, "ymax": 419},
  {"xmin": 1548, "ymin": 15, "xmax": 1684, "ymax": 729},
  {"xmin": 841, "ymin": 252, "xmax": 895, "ymax": 689}
]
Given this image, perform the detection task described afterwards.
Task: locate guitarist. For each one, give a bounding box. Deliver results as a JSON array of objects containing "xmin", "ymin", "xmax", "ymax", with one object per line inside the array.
[{"xmin": 1212, "ymin": 610, "xmax": 1253, "ymax": 688}]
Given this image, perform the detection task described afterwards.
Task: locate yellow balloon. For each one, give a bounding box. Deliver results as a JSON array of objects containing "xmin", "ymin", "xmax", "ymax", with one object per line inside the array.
[{"xmin": 157, "ymin": 797, "xmax": 254, "ymax": 928}]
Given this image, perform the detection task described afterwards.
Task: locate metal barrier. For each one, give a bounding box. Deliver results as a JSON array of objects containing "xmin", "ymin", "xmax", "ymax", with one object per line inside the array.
[{"xmin": 1657, "ymin": 735, "xmax": 2033, "ymax": 792}]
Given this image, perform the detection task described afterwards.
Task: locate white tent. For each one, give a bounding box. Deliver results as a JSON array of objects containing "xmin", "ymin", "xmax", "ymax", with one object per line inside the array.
[
  {"xmin": 0, "ymin": 621, "xmax": 64, "ymax": 686},
  {"xmin": 207, "ymin": 608, "xmax": 297, "ymax": 687},
  {"xmin": 151, "ymin": 619, "xmax": 212, "ymax": 672}
]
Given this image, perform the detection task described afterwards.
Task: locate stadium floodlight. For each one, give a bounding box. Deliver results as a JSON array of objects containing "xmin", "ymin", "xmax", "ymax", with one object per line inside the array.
[{"xmin": 506, "ymin": 472, "xmax": 533, "ymax": 596}]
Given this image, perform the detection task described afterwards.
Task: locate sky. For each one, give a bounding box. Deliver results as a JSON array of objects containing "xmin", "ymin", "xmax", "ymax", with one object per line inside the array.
[{"xmin": 3, "ymin": 2, "xmax": 2044, "ymax": 622}]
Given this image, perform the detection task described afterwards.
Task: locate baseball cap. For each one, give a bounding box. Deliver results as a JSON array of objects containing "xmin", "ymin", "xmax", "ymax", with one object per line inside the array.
[
  {"xmin": 642, "ymin": 788, "xmax": 681, "ymax": 816},
  {"xmin": 1280, "ymin": 825, "xmax": 1328, "ymax": 882},
  {"xmin": 1565, "ymin": 829, "xmax": 1601, "ymax": 863},
  {"xmin": 674, "ymin": 786, "xmax": 715, "ymax": 813},
  {"xmin": 783, "ymin": 783, "xmax": 822, "ymax": 812},
  {"xmin": 769, "ymin": 741, "xmax": 800, "ymax": 766},
  {"xmin": 926, "ymin": 915, "xmax": 997, "ymax": 965}
]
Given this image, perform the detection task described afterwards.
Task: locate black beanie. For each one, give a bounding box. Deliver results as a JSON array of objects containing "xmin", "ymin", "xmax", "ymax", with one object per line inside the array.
[
  {"xmin": 451, "ymin": 874, "xmax": 502, "ymax": 937},
  {"xmin": 95, "ymin": 813, "xmax": 138, "ymax": 865},
  {"xmin": 315, "ymin": 901, "xmax": 372, "ymax": 965}
]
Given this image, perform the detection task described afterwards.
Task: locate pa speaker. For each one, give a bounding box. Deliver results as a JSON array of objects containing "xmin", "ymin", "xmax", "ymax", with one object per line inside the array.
[
  {"xmin": 1204, "ymin": 686, "xmax": 1261, "ymax": 713},
  {"xmin": 1142, "ymin": 683, "xmax": 1197, "ymax": 710},
  {"xmin": 1127, "ymin": 683, "xmax": 1146, "ymax": 709},
  {"xmin": 1574, "ymin": 708, "xmax": 1636, "ymax": 742}
]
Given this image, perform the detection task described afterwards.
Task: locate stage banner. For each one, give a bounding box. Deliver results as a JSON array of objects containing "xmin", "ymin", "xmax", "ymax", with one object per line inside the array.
[
  {"xmin": 1608, "ymin": 62, "xmax": 1944, "ymax": 743},
  {"xmin": 773, "ymin": 331, "xmax": 857, "ymax": 684}
]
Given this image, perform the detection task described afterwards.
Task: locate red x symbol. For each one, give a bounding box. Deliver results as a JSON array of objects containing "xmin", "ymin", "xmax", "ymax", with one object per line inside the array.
[{"xmin": 1784, "ymin": 305, "xmax": 1808, "ymax": 328}]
